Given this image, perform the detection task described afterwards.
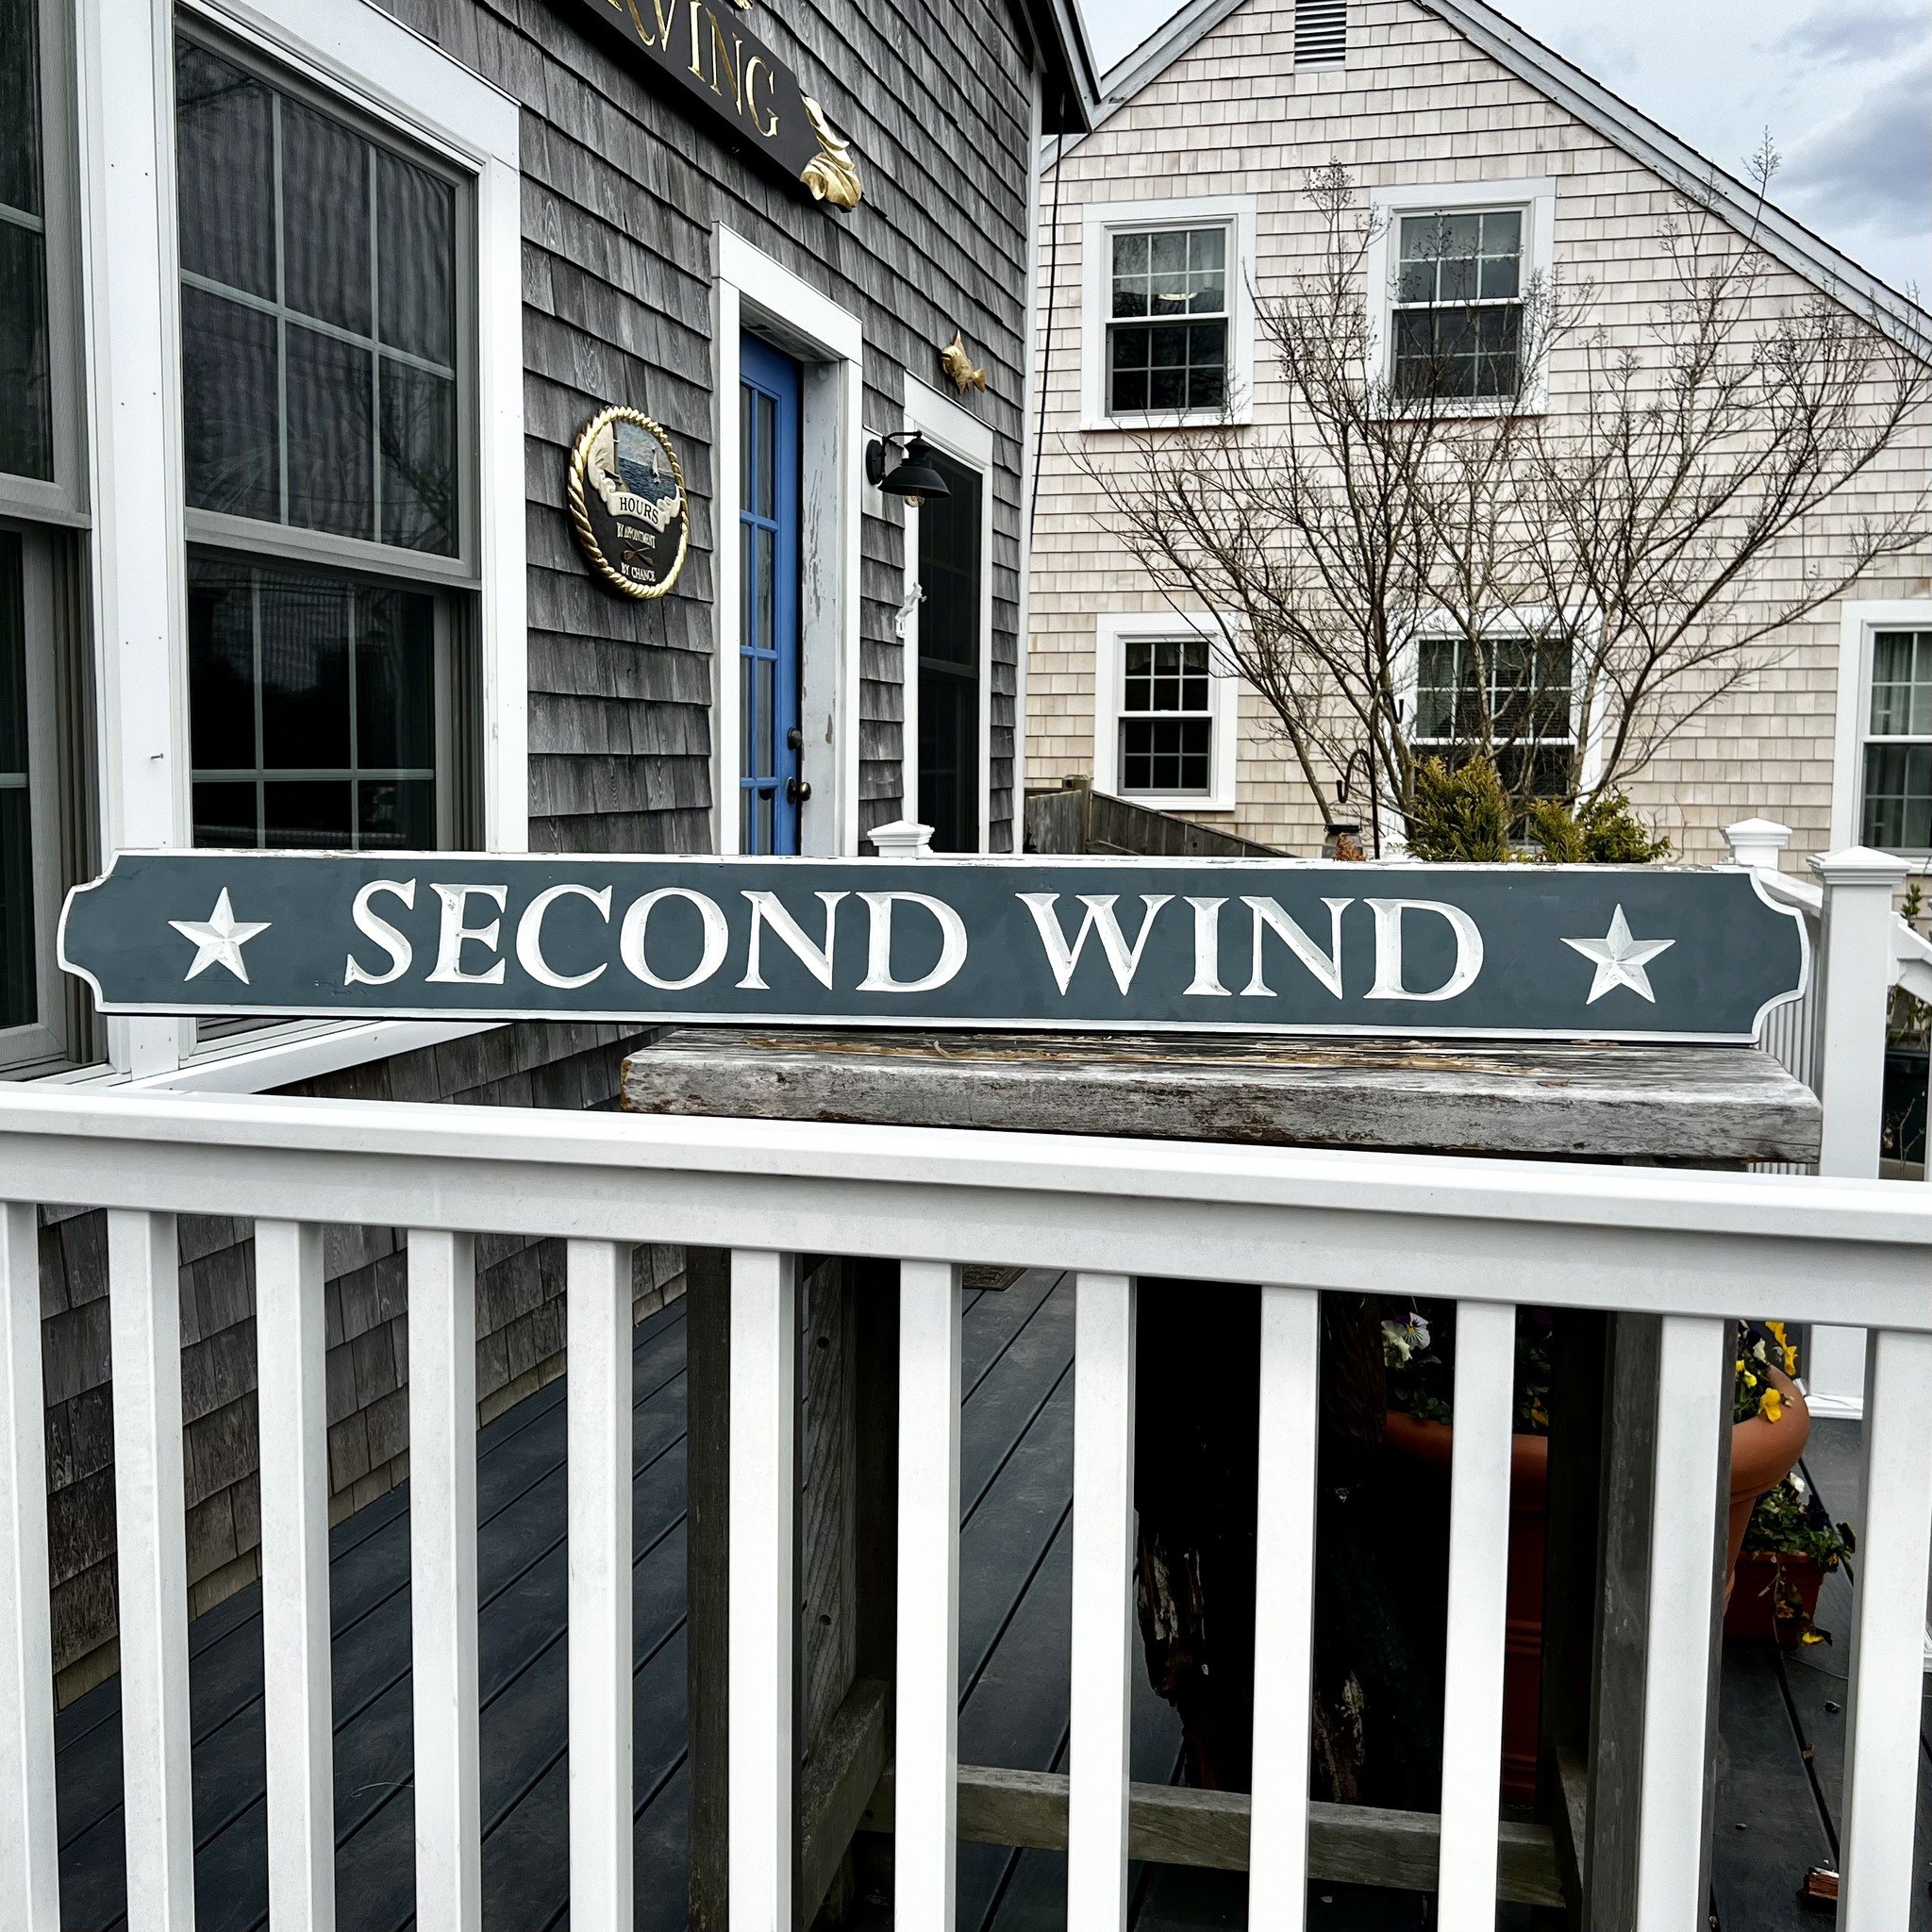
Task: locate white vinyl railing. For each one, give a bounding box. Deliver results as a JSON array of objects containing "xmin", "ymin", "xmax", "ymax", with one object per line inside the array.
[{"xmin": 5, "ymin": 1089, "xmax": 1932, "ymax": 1930}]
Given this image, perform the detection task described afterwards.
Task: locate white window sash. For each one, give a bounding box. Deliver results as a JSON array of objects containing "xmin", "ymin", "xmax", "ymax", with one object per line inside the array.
[
  {"xmin": 1080, "ymin": 196, "xmax": 1257, "ymax": 431},
  {"xmin": 1092, "ymin": 612, "xmax": 1239, "ymax": 811},
  {"xmin": 1833, "ymin": 601, "xmax": 1932, "ymax": 858}
]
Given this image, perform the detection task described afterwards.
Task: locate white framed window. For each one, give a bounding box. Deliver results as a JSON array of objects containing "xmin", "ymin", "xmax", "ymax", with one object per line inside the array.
[
  {"xmin": 1365, "ymin": 178, "xmax": 1556, "ymax": 409},
  {"xmin": 1080, "ymin": 195, "xmax": 1257, "ymax": 430},
  {"xmin": 1093, "ymin": 612, "xmax": 1239, "ymax": 811},
  {"xmin": 60, "ymin": 0, "xmax": 524, "ymax": 1083},
  {"xmin": 175, "ymin": 16, "xmax": 476, "ymax": 854},
  {"xmin": 1410, "ymin": 621, "xmax": 1575, "ymax": 800},
  {"xmin": 1833, "ymin": 601, "xmax": 1932, "ymax": 858}
]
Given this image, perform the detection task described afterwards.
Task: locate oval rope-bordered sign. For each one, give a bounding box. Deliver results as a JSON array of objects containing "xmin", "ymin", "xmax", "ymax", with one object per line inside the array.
[{"xmin": 567, "ymin": 407, "xmax": 691, "ymax": 600}]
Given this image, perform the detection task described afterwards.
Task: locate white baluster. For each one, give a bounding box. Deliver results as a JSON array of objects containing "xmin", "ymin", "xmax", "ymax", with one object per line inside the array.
[
  {"xmin": 1809, "ymin": 847, "xmax": 1911, "ymax": 1415},
  {"xmin": 895, "ymin": 1259, "xmax": 964, "ymax": 1932},
  {"xmin": 258, "ymin": 1221, "xmax": 335, "ymax": 1932},
  {"xmin": 1436, "ymin": 1298, "xmax": 1515, "ymax": 1930},
  {"xmin": 1839, "ymin": 1328, "xmax": 1932, "ymax": 1932},
  {"xmin": 1068, "ymin": 1271, "xmax": 1136, "ymax": 1932},
  {"xmin": 1634, "ymin": 1313, "xmax": 1728, "ymax": 1928},
  {"xmin": 1, "ymin": 1201, "xmax": 58, "ymax": 1928},
  {"xmin": 108, "ymin": 1208, "xmax": 195, "ymax": 1932},
  {"xmin": 1249, "ymin": 1285, "xmax": 1321, "ymax": 1932},
  {"xmin": 729, "ymin": 1247, "xmax": 798, "ymax": 1932},
  {"xmin": 569, "ymin": 1238, "xmax": 637, "ymax": 1928},
  {"xmin": 408, "ymin": 1228, "xmax": 481, "ymax": 1932}
]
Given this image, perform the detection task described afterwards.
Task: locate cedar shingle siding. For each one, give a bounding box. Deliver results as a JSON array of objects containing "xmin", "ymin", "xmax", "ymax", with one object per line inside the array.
[{"xmin": 41, "ymin": 0, "xmax": 1041, "ymax": 1697}]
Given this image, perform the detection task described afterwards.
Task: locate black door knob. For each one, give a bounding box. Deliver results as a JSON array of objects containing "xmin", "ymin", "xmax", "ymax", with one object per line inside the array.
[{"xmin": 786, "ymin": 774, "xmax": 812, "ymax": 805}]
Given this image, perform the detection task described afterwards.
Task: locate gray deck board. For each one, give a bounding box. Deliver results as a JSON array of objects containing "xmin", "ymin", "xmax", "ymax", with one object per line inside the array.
[{"xmin": 1709, "ymin": 1411, "xmax": 1932, "ymax": 1930}]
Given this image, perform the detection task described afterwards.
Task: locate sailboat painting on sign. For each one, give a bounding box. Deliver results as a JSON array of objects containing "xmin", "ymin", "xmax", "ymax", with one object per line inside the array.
[{"xmin": 567, "ymin": 406, "xmax": 691, "ymax": 600}]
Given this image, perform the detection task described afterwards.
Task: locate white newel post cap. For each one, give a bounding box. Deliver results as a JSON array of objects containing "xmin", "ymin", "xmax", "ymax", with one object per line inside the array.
[
  {"xmin": 867, "ymin": 819, "xmax": 935, "ymax": 858},
  {"xmin": 1808, "ymin": 846, "xmax": 1913, "ymax": 891},
  {"xmin": 1723, "ymin": 817, "xmax": 1792, "ymax": 874}
]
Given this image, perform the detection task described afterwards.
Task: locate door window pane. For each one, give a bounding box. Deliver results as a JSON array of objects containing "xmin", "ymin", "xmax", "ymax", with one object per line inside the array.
[
  {"xmin": 0, "ymin": 533, "xmax": 34, "ymax": 1028},
  {"xmin": 175, "ymin": 32, "xmax": 463, "ymax": 557},
  {"xmin": 0, "ymin": 0, "xmax": 52, "ymax": 480},
  {"xmin": 917, "ymin": 453, "xmax": 982, "ymax": 851},
  {"xmin": 188, "ymin": 554, "xmax": 440, "ymax": 849}
]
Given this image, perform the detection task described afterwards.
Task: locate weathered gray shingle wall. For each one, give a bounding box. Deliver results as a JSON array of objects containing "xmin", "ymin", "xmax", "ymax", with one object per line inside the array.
[{"xmin": 374, "ymin": 0, "xmax": 1034, "ymax": 853}]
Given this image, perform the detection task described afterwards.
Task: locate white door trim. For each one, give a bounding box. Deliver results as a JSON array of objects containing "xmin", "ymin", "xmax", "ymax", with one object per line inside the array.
[
  {"xmin": 902, "ymin": 376, "xmax": 996, "ymax": 853},
  {"xmin": 713, "ymin": 228, "xmax": 864, "ymax": 857}
]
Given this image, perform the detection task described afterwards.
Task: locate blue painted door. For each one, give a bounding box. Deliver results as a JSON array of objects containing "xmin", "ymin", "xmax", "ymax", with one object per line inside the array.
[{"xmin": 739, "ymin": 337, "xmax": 804, "ymax": 855}]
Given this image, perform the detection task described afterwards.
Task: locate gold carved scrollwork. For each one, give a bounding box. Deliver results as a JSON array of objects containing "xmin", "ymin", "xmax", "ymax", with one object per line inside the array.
[{"xmin": 799, "ymin": 96, "xmax": 862, "ymax": 210}]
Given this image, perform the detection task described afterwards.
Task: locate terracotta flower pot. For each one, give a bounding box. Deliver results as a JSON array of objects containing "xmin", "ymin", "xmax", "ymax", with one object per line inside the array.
[
  {"xmin": 1724, "ymin": 1366, "xmax": 1811, "ymax": 1606},
  {"xmin": 1384, "ymin": 1366, "xmax": 1810, "ymax": 1804}
]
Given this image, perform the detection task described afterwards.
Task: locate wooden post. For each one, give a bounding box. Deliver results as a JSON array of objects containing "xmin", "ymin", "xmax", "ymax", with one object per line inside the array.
[
  {"xmin": 687, "ymin": 1246, "xmax": 731, "ymax": 1932},
  {"xmin": 1583, "ymin": 1314, "xmax": 1731, "ymax": 1930}
]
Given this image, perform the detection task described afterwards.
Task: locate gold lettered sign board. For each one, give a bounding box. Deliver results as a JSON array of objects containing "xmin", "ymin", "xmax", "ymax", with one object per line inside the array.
[
  {"xmin": 574, "ymin": 0, "xmax": 861, "ymax": 208},
  {"xmin": 568, "ymin": 408, "xmax": 691, "ymax": 600}
]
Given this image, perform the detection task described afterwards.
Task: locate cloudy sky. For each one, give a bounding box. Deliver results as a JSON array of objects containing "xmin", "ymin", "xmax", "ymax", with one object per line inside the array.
[{"xmin": 1077, "ymin": 0, "xmax": 1930, "ymax": 297}]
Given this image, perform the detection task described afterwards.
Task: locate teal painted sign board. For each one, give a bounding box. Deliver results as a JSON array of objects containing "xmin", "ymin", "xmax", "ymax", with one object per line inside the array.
[{"xmin": 58, "ymin": 852, "xmax": 1807, "ymax": 1044}]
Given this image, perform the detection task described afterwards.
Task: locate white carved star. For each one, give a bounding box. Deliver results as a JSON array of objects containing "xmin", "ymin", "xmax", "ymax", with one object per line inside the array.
[
  {"xmin": 168, "ymin": 890, "xmax": 271, "ymax": 985},
  {"xmin": 1561, "ymin": 905, "xmax": 1675, "ymax": 1006}
]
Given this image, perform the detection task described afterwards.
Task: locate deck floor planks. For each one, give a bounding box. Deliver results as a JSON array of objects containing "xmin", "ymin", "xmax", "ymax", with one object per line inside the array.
[
  {"xmin": 1711, "ymin": 1644, "xmax": 1837, "ymax": 1929},
  {"xmin": 1710, "ymin": 1411, "xmax": 1932, "ymax": 1930},
  {"xmin": 53, "ymin": 1302, "xmax": 691, "ymax": 1932}
]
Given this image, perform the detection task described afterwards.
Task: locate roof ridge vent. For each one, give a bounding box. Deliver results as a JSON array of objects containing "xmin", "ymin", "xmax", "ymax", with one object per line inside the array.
[{"xmin": 1294, "ymin": 0, "xmax": 1348, "ymax": 68}]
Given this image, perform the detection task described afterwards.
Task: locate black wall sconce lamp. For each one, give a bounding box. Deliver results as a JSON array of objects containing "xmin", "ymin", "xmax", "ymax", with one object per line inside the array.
[{"xmin": 865, "ymin": 431, "xmax": 951, "ymax": 508}]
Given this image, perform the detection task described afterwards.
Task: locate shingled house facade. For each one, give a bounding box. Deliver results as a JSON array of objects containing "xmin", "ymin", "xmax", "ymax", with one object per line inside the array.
[
  {"xmin": 1023, "ymin": 0, "xmax": 1932, "ymax": 864},
  {"xmin": 3, "ymin": 0, "xmax": 1093, "ymax": 1698}
]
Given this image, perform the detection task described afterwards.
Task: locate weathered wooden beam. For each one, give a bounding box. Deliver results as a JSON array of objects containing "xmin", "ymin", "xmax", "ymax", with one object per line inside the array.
[
  {"xmin": 685, "ymin": 1249, "xmax": 731, "ymax": 1932},
  {"xmin": 624, "ymin": 1029, "xmax": 1819, "ymax": 1164},
  {"xmin": 799, "ymin": 1677, "xmax": 890, "ymax": 1924},
  {"xmin": 858, "ymin": 1759, "xmax": 1566, "ymax": 1908}
]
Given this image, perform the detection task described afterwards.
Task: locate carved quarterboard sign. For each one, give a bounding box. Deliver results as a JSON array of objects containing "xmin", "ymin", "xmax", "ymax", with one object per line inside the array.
[
  {"xmin": 568, "ymin": 408, "xmax": 691, "ymax": 600},
  {"xmin": 568, "ymin": 0, "xmax": 861, "ymax": 208},
  {"xmin": 58, "ymin": 854, "xmax": 1808, "ymax": 1044}
]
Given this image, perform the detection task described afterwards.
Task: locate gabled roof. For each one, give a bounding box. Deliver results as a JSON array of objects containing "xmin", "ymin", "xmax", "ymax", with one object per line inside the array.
[
  {"xmin": 1052, "ymin": 0, "xmax": 1931, "ymax": 349},
  {"xmin": 1017, "ymin": 0, "xmax": 1104, "ymax": 133}
]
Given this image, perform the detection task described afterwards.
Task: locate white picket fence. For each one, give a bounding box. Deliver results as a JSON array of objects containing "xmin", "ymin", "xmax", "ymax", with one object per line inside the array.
[{"xmin": 5, "ymin": 1088, "xmax": 1932, "ymax": 1930}]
